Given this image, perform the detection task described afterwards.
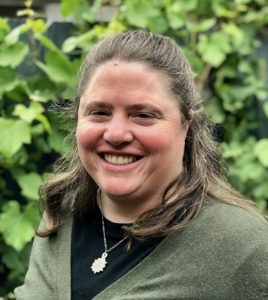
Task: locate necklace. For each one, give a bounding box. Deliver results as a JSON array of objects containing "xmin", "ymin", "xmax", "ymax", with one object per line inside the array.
[{"xmin": 90, "ymin": 197, "xmax": 128, "ymax": 274}]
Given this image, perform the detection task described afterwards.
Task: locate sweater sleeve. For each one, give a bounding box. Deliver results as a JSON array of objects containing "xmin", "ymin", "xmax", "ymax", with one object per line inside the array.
[
  {"xmin": 14, "ymin": 233, "xmax": 59, "ymax": 299},
  {"xmin": 14, "ymin": 216, "xmax": 72, "ymax": 300}
]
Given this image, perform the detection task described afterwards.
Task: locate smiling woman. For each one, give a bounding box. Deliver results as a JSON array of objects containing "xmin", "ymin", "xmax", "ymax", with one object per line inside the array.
[
  {"xmin": 76, "ymin": 60, "xmax": 188, "ymax": 219},
  {"xmin": 15, "ymin": 31, "xmax": 268, "ymax": 300}
]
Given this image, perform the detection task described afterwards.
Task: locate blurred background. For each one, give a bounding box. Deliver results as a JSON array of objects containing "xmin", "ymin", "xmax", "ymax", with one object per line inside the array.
[{"xmin": 0, "ymin": 0, "xmax": 267, "ymax": 298}]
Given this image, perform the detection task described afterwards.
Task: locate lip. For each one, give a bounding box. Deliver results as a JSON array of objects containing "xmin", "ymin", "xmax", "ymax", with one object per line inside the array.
[
  {"xmin": 103, "ymin": 153, "xmax": 138, "ymax": 164},
  {"xmin": 97, "ymin": 149, "xmax": 144, "ymax": 156},
  {"xmin": 97, "ymin": 152, "xmax": 144, "ymax": 172}
]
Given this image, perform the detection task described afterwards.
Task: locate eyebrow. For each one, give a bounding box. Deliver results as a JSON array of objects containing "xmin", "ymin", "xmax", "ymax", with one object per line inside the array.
[
  {"xmin": 80, "ymin": 101, "xmax": 161, "ymax": 113},
  {"xmin": 128, "ymin": 103, "xmax": 158, "ymax": 111},
  {"xmin": 128, "ymin": 104, "xmax": 162, "ymax": 115},
  {"xmin": 81, "ymin": 101, "xmax": 113, "ymax": 111}
]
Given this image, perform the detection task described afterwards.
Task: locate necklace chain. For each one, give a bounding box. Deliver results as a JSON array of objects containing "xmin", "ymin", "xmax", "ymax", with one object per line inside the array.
[
  {"xmin": 90, "ymin": 191, "xmax": 127, "ymax": 274},
  {"xmin": 101, "ymin": 210, "xmax": 128, "ymax": 253}
]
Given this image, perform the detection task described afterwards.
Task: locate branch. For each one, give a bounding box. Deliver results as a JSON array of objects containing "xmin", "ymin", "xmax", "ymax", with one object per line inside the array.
[{"xmin": 196, "ymin": 63, "xmax": 213, "ymax": 93}]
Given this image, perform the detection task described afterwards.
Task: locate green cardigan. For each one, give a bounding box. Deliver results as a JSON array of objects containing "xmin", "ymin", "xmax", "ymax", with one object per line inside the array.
[{"xmin": 15, "ymin": 199, "xmax": 268, "ymax": 299}]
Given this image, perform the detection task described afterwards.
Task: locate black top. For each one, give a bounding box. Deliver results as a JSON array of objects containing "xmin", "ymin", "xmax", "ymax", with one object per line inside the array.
[{"xmin": 71, "ymin": 208, "xmax": 161, "ymax": 300}]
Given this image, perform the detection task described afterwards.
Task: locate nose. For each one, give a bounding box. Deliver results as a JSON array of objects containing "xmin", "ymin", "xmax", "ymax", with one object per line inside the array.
[{"xmin": 103, "ymin": 116, "xmax": 133, "ymax": 146}]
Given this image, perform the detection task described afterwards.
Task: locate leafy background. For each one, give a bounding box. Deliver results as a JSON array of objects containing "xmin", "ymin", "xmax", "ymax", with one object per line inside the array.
[{"xmin": 0, "ymin": 0, "xmax": 267, "ymax": 297}]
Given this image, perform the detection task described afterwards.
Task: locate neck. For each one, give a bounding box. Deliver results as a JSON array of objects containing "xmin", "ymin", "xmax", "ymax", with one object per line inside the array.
[{"xmin": 99, "ymin": 192, "xmax": 160, "ymax": 224}]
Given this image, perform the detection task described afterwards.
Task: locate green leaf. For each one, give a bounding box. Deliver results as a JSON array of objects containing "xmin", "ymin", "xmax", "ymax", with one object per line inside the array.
[
  {"xmin": 24, "ymin": 203, "xmax": 41, "ymax": 225},
  {"xmin": 48, "ymin": 129, "xmax": 69, "ymax": 154},
  {"xmin": 218, "ymin": 82, "xmax": 261, "ymax": 112},
  {"xmin": 36, "ymin": 51, "xmax": 78, "ymax": 88},
  {"xmin": 222, "ymin": 23, "xmax": 245, "ymax": 49},
  {"xmin": 167, "ymin": 0, "xmax": 197, "ymax": 15},
  {"xmin": 16, "ymin": 172, "xmax": 43, "ymax": 200},
  {"xmin": 0, "ymin": 17, "xmax": 10, "ymax": 31},
  {"xmin": 0, "ymin": 42, "xmax": 29, "ymax": 68},
  {"xmin": 187, "ymin": 18, "xmax": 216, "ymax": 32},
  {"xmin": 264, "ymin": 102, "xmax": 268, "ymax": 118},
  {"xmin": 17, "ymin": 8, "xmax": 35, "ymax": 18},
  {"xmin": 0, "ymin": 201, "xmax": 36, "ymax": 251},
  {"xmin": 0, "ymin": 66, "xmax": 19, "ymax": 97},
  {"xmin": 2, "ymin": 244, "xmax": 31, "ymax": 280},
  {"xmin": 27, "ymin": 75, "xmax": 58, "ymax": 103},
  {"xmin": 148, "ymin": 14, "xmax": 168, "ymax": 33},
  {"xmin": 124, "ymin": 0, "xmax": 160, "ymax": 28},
  {"xmin": 36, "ymin": 114, "xmax": 51, "ymax": 132},
  {"xmin": 35, "ymin": 33, "xmax": 60, "ymax": 52},
  {"xmin": 254, "ymin": 139, "xmax": 268, "ymax": 167},
  {"xmin": 253, "ymin": 182, "xmax": 268, "ymax": 200},
  {"xmin": 31, "ymin": 123, "xmax": 45, "ymax": 136},
  {"xmin": 166, "ymin": 3, "xmax": 187, "ymax": 29},
  {"xmin": 0, "ymin": 17, "xmax": 10, "ymax": 41},
  {"xmin": 27, "ymin": 19, "xmax": 46, "ymax": 33},
  {"xmin": 60, "ymin": 0, "xmax": 78, "ymax": 17},
  {"xmin": 184, "ymin": 48, "xmax": 205, "ymax": 75},
  {"xmin": 13, "ymin": 102, "xmax": 44, "ymax": 123},
  {"xmin": 182, "ymin": 0, "xmax": 198, "ymax": 11},
  {"xmin": 212, "ymin": 1, "xmax": 236, "ymax": 18},
  {"xmin": 71, "ymin": 0, "xmax": 91, "ymax": 24},
  {"xmin": 205, "ymin": 97, "xmax": 226, "ymax": 123},
  {"xmin": 62, "ymin": 31, "xmax": 95, "ymax": 53},
  {"xmin": 255, "ymin": 199, "xmax": 267, "ymax": 211},
  {"xmin": 4, "ymin": 23, "xmax": 31, "ymax": 45},
  {"xmin": 82, "ymin": 0, "xmax": 102, "ymax": 23},
  {"xmin": 0, "ymin": 118, "xmax": 31, "ymax": 157},
  {"xmin": 197, "ymin": 32, "xmax": 231, "ymax": 67}
]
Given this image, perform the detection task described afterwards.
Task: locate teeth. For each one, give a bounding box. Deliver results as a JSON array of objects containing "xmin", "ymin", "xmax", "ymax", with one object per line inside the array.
[{"xmin": 103, "ymin": 154, "xmax": 137, "ymax": 165}]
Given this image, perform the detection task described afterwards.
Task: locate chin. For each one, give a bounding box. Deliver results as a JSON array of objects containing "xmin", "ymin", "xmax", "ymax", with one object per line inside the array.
[
  {"xmin": 106, "ymin": 189, "xmax": 131, "ymax": 198},
  {"xmin": 101, "ymin": 185, "xmax": 135, "ymax": 199}
]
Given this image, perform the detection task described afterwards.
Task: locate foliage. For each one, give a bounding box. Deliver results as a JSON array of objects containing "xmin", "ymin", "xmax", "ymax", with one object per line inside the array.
[{"xmin": 0, "ymin": 0, "xmax": 267, "ymax": 297}]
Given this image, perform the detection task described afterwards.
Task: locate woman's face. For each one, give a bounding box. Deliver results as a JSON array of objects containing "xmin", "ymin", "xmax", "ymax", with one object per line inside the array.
[{"xmin": 76, "ymin": 60, "xmax": 189, "ymax": 209}]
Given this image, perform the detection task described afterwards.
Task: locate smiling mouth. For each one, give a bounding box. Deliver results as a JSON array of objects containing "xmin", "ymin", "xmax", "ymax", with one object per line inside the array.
[{"xmin": 100, "ymin": 154, "xmax": 142, "ymax": 165}]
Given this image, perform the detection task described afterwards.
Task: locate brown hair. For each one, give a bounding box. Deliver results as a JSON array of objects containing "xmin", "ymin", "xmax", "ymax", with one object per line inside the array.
[{"xmin": 38, "ymin": 31, "xmax": 255, "ymax": 239}]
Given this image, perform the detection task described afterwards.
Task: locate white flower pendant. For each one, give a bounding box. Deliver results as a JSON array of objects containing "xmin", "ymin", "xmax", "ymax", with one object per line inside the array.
[{"xmin": 91, "ymin": 252, "xmax": 108, "ymax": 274}]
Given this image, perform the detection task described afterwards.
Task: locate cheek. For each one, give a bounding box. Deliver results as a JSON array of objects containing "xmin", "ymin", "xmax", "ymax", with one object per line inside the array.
[
  {"xmin": 76, "ymin": 123, "xmax": 99, "ymax": 151},
  {"xmin": 136, "ymin": 128, "xmax": 166, "ymax": 154},
  {"xmin": 76, "ymin": 126, "xmax": 88, "ymax": 150},
  {"xmin": 140, "ymin": 126, "xmax": 187, "ymax": 155}
]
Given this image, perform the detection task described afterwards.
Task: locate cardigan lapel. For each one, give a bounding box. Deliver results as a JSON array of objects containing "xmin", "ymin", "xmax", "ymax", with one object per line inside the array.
[{"xmin": 58, "ymin": 215, "xmax": 73, "ymax": 300}]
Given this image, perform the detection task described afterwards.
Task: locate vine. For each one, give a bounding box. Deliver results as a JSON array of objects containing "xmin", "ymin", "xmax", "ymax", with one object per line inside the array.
[{"xmin": 0, "ymin": 0, "xmax": 267, "ymax": 297}]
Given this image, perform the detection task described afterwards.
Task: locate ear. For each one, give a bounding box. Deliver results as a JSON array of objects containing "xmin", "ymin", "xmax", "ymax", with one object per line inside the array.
[{"xmin": 183, "ymin": 109, "xmax": 193, "ymax": 132}]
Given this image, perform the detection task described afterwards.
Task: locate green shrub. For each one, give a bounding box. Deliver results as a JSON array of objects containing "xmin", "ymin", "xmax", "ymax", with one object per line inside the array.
[{"xmin": 0, "ymin": 0, "xmax": 267, "ymax": 297}]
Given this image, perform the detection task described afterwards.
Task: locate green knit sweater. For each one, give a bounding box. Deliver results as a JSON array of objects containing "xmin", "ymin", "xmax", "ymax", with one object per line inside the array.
[{"xmin": 15, "ymin": 199, "xmax": 268, "ymax": 300}]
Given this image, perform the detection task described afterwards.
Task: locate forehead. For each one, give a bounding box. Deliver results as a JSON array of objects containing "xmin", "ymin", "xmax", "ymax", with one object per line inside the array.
[
  {"xmin": 78, "ymin": 60, "xmax": 184, "ymax": 121},
  {"xmin": 92, "ymin": 60, "xmax": 169, "ymax": 88},
  {"xmin": 80, "ymin": 60, "xmax": 175, "ymax": 101}
]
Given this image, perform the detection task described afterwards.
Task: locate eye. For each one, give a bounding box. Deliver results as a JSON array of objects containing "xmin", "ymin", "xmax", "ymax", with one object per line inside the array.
[
  {"xmin": 91, "ymin": 110, "xmax": 110, "ymax": 116},
  {"xmin": 88, "ymin": 110, "xmax": 111, "ymax": 121},
  {"xmin": 130, "ymin": 112, "xmax": 158, "ymax": 125},
  {"xmin": 136, "ymin": 113, "xmax": 155, "ymax": 119},
  {"xmin": 132, "ymin": 112, "xmax": 156, "ymax": 119}
]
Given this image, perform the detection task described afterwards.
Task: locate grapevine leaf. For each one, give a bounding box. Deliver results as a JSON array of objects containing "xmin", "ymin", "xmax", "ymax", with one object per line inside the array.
[
  {"xmin": 0, "ymin": 118, "xmax": 31, "ymax": 157},
  {"xmin": 0, "ymin": 201, "xmax": 36, "ymax": 251},
  {"xmin": 254, "ymin": 139, "xmax": 268, "ymax": 167},
  {"xmin": 16, "ymin": 172, "xmax": 43, "ymax": 200}
]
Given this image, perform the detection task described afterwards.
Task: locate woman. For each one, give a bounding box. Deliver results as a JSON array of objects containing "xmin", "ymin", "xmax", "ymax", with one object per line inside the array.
[{"xmin": 15, "ymin": 31, "xmax": 268, "ymax": 299}]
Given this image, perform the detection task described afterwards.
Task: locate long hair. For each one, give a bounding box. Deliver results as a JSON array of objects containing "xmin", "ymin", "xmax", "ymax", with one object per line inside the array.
[{"xmin": 37, "ymin": 31, "xmax": 255, "ymax": 239}]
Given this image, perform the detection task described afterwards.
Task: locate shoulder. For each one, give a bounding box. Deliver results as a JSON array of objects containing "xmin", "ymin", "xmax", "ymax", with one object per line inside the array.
[
  {"xmin": 37, "ymin": 213, "xmax": 73, "ymax": 247},
  {"xmin": 182, "ymin": 198, "xmax": 268, "ymax": 263},
  {"xmin": 173, "ymin": 197, "xmax": 268, "ymax": 258},
  {"xmin": 168, "ymin": 199, "xmax": 268, "ymax": 296},
  {"xmin": 196, "ymin": 198, "xmax": 268, "ymax": 240}
]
